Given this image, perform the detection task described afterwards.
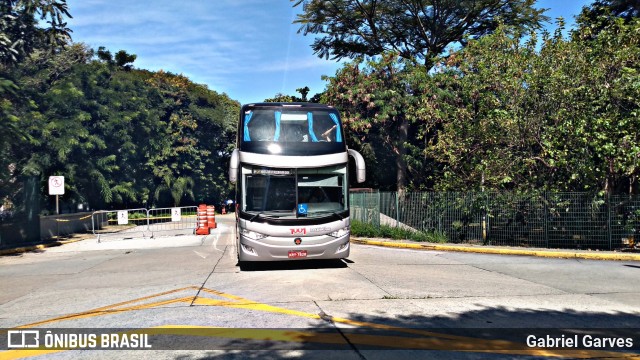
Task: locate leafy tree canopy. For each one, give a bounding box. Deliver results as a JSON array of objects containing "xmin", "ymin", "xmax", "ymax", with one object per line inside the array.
[
  {"xmin": 263, "ymin": 86, "xmax": 321, "ymax": 103},
  {"xmin": 0, "ymin": 0, "xmax": 72, "ymax": 65},
  {"xmin": 292, "ymin": 0, "xmax": 548, "ymax": 68}
]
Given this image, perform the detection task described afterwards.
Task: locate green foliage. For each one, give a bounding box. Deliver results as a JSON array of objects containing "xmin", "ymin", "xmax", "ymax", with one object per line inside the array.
[
  {"xmin": 3, "ymin": 40, "xmax": 239, "ymax": 213},
  {"xmin": 263, "ymin": 93, "xmax": 300, "ymax": 103},
  {"xmin": 576, "ymin": 0, "xmax": 640, "ymax": 31},
  {"xmin": 324, "ymin": 11, "xmax": 640, "ymax": 195},
  {"xmin": 322, "ymin": 54, "xmax": 424, "ymax": 193},
  {"xmin": 1, "ymin": 0, "xmax": 74, "ymax": 206},
  {"xmin": 0, "ymin": 0, "xmax": 72, "ymax": 65},
  {"xmin": 351, "ymin": 220, "xmax": 448, "ymax": 243},
  {"xmin": 296, "ymin": 86, "xmax": 310, "ymax": 101},
  {"xmin": 423, "ymin": 16, "xmax": 640, "ymax": 194},
  {"xmin": 293, "ymin": 0, "xmax": 547, "ymax": 68},
  {"xmin": 128, "ymin": 212, "xmax": 147, "ymax": 219},
  {"xmin": 263, "ymin": 86, "xmax": 320, "ymax": 103}
]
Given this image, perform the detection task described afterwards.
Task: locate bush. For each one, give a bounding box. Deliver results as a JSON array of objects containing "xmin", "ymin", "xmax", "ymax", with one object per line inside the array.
[{"xmin": 351, "ymin": 220, "xmax": 449, "ymax": 243}]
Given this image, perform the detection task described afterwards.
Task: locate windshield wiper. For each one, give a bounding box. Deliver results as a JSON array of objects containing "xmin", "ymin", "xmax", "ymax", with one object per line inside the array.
[
  {"xmin": 249, "ymin": 210, "xmax": 292, "ymax": 221},
  {"xmin": 330, "ymin": 211, "xmax": 344, "ymax": 220},
  {"xmin": 249, "ymin": 212, "xmax": 264, "ymax": 222},
  {"xmin": 311, "ymin": 210, "xmax": 345, "ymax": 220}
]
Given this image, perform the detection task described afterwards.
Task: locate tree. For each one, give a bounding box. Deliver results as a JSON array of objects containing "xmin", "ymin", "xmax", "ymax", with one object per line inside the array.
[
  {"xmin": 114, "ymin": 50, "xmax": 136, "ymax": 70},
  {"xmin": 263, "ymin": 86, "xmax": 321, "ymax": 103},
  {"xmin": 154, "ymin": 175, "xmax": 194, "ymax": 207},
  {"xmin": 323, "ymin": 54, "xmax": 429, "ymax": 195},
  {"xmin": 296, "ymin": 86, "xmax": 310, "ymax": 101},
  {"xmin": 423, "ymin": 27, "xmax": 552, "ymax": 191},
  {"xmin": 0, "ymin": 0, "xmax": 72, "ymax": 65},
  {"xmin": 263, "ymin": 93, "xmax": 300, "ymax": 102},
  {"xmin": 423, "ymin": 16, "xmax": 640, "ymax": 194},
  {"xmin": 578, "ymin": 0, "xmax": 640, "ymax": 25},
  {"xmin": 292, "ymin": 0, "xmax": 548, "ymax": 69},
  {"xmin": 1, "ymin": 0, "xmax": 72, "ymax": 177},
  {"xmin": 3, "ymin": 39, "xmax": 239, "ymax": 212},
  {"xmin": 297, "ymin": 0, "xmax": 548, "ymax": 194},
  {"xmin": 0, "ymin": 0, "xmax": 72, "ymax": 209}
]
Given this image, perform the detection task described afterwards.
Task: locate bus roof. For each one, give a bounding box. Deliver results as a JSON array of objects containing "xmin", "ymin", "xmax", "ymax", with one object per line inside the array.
[{"xmin": 241, "ymin": 102, "xmax": 336, "ymax": 109}]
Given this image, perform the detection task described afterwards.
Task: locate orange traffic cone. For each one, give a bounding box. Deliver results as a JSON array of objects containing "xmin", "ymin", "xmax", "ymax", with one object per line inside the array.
[
  {"xmin": 195, "ymin": 204, "xmax": 209, "ymax": 235},
  {"xmin": 207, "ymin": 205, "xmax": 217, "ymax": 232}
]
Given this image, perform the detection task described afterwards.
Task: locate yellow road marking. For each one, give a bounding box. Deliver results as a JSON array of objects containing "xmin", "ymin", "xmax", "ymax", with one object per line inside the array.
[
  {"xmin": 0, "ymin": 349, "xmax": 63, "ymax": 359},
  {"xmin": 2, "ymin": 287, "xmax": 638, "ymax": 359},
  {"xmin": 13, "ymin": 286, "xmax": 198, "ymax": 329},
  {"xmin": 192, "ymin": 291, "xmax": 640, "ymax": 358},
  {"xmin": 351, "ymin": 239, "xmax": 640, "ymax": 262}
]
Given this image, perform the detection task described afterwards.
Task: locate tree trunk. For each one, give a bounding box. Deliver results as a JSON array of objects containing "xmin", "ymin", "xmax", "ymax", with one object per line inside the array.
[
  {"xmin": 396, "ymin": 115, "xmax": 409, "ymax": 199},
  {"xmin": 604, "ymin": 158, "xmax": 614, "ymax": 195}
]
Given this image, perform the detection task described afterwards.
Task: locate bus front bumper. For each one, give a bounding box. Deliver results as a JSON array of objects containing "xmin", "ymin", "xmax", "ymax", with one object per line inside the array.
[{"xmin": 238, "ymin": 234, "xmax": 350, "ymax": 261}]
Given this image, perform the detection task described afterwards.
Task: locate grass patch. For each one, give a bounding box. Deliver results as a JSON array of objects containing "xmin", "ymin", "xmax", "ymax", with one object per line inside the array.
[{"xmin": 351, "ymin": 220, "xmax": 448, "ymax": 243}]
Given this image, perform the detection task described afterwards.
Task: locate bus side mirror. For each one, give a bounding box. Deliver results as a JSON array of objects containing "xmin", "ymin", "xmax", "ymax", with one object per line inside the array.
[
  {"xmin": 229, "ymin": 149, "xmax": 239, "ymax": 183},
  {"xmin": 348, "ymin": 149, "xmax": 366, "ymax": 183}
]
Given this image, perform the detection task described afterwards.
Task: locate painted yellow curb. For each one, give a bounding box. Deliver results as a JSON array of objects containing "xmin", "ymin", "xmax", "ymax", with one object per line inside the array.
[
  {"xmin": 0, "ymin": 238, "xmax": 88, "ymax": 256},
  {"xmin": 351, "ymin": 238, "xmax": 640, "ymax": 261}
]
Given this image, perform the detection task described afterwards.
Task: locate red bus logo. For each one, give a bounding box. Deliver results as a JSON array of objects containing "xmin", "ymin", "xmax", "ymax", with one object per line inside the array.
[{"xmin": 290, "ymin": 228, "xmax": 306, "ymax": 235}]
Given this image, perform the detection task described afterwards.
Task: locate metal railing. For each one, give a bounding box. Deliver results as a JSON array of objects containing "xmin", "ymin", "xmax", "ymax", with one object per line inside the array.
[
  {"xmin": 92, "ymin": 208, "xmax": 149, "ymax": 241},
  {"xmin": 91, "ymin": 206, "xmax": 199, "ymax": 241},
  {"xmin": 350, "ymin": 191, "xmax": 640, "ymax": 250},
  {"xmin": 147, "ymin": 206, "xmax": 197, "ymax": 237}
]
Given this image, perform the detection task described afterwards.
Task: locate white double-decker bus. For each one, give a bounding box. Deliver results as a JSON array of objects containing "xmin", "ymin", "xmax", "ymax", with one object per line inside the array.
[{"xmin": 229, "ymin": 103, "xmax": 366, "ymax": 263}]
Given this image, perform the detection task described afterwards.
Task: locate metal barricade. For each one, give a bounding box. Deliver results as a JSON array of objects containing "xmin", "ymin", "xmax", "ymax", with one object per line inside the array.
[
  {"xmin": 92, "ymin": 208, "xmax": 149, "ymax": 242},
  {"xmin": 147, "ymin": 206, "xmax": 198, "ymax": 238}
]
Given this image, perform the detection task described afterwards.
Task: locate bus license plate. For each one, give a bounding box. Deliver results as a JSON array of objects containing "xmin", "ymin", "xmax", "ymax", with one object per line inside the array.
[{"xmin": 288, "ymin": 250, "xmax": 307, "ymax": 259}]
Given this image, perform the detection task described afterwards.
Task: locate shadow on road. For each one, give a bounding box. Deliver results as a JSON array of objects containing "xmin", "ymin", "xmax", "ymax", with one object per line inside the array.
[
  {"xmin": 238, "ymin": 259, "xmax": 348, "ymax": 272},
  {"xmin": 166, "ymin": 306, "xmax": 640, "ymax": 359}
]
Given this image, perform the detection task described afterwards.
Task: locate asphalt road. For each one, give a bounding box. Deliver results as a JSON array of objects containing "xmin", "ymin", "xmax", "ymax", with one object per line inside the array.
[{"xmin": 1, "ymin": 214, "xmax": 639, "ymax": 359}]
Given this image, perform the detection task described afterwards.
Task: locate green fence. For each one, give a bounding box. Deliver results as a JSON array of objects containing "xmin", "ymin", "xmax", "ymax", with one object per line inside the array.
[{"xmin": 349, "ymin": 191, "xmax": 640, "ymax": 250}]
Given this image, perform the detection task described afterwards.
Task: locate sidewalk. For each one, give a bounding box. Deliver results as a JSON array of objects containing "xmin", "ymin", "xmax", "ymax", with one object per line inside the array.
[
  {"xmin": 351, "ymin": 237, "xmax": 640, "ymax": 261},
  {"xmin": 3, "ymin": 233, "xmax": 639, "ymax": 261},
  {"xmin": 0, "ymin": 233, "xmax": 93, "ymax": 256}
]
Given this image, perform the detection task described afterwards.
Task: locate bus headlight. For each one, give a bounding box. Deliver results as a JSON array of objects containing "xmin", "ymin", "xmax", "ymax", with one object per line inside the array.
[
  {"xmin": 241, "ymin": 229, "xmax": 267, "ymax": 240},
  {"xmin": 330, "ymin": 227, "xmax": 350, "ymax": 238}
]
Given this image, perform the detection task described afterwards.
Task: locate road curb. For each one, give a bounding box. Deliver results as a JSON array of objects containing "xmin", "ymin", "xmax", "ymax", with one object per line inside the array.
[
  {"xmin": 0, "ymin": 238, "xmax": 88, "ymax": 256},
  {"xmin": 351, "ymin": 238, "xmax": 640, "ymax": 262}
]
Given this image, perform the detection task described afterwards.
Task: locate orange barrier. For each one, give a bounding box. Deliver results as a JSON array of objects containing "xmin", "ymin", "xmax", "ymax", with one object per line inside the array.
[
  {"xmin": 195, "ymin": 204, "xmax": 209, "ymax": 235},
  {"xmin": 207, "ymin": 205, "xmax": 217, "ymax": 230}
]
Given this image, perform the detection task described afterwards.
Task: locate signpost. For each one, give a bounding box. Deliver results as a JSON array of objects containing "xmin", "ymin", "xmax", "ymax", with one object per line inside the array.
[{"xmin": 48, "ymin": 176, "xmax": 65, "ymax": 215}]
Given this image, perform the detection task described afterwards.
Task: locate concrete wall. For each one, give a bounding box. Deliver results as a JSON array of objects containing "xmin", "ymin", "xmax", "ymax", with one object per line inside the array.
[{"xmin": 39, "ymin": 212, "xmax": 94, "ymax": 240}]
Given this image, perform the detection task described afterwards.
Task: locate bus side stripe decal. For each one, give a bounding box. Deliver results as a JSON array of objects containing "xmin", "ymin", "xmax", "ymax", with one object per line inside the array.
[
  {"xmin": 308, "ymin": 112, "xmax": 319, "ymax": 142},
  {"xmin": 274, "ymin": 111, "xmax": 281, "ymax": 141},
  {"xmin": 329, "ymin": 113, "xmax": 342, "ymax": 142},
  {"xmin": 243, "ymin": 111, "xmax": 253, "ymax": 141}
]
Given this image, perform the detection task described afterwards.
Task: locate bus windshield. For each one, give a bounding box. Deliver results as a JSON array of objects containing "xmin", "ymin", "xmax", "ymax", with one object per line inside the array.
[
  {"xmin": 243, "ymin": 109, "xmax": 342, "ymax": 143},
  {"xmin": 241, "ymin": 165, "xmax": 347, "ymax": 218},
  {"xmin": 239, "ymin": 105, "xmax": 346, "ymax": 156}
]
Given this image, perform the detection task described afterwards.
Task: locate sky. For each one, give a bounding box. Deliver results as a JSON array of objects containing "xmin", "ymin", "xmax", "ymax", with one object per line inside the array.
[{"xmin": 65, "ymin": 0, "xmax": 593, "ymax": 105}]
